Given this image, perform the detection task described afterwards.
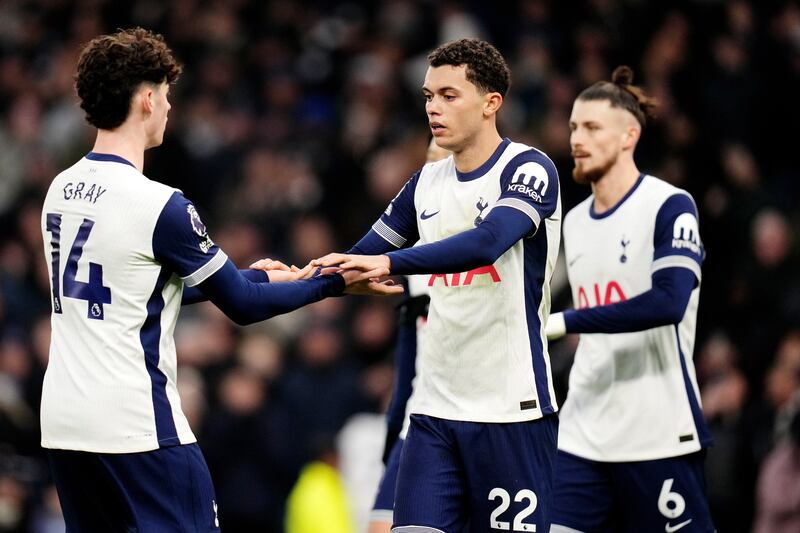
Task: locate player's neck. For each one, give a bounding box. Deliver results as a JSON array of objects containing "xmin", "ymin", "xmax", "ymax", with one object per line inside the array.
[
  {"xmin": 453, "ymin": 130, "xmax": 503, "ymax": 174},
  {"xmin": 92, "ymin": 127, "xmax": 146, "ymax": 172},
  {"xmin": 590, "ymin": 161, "xmax": 640, "ymax": 214}
]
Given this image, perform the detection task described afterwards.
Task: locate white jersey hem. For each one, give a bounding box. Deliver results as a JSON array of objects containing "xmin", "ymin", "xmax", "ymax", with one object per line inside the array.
[
  {"xmin": 41, "ymin": 434, "xmax": 197, "ymax": 454},
  {"xmin": 557, "ymin": 440, "xmax": 703, "ymax": 463},
  {"xmin": 410, "ymin": 407, "xmax": 557, "ymax": 424}
]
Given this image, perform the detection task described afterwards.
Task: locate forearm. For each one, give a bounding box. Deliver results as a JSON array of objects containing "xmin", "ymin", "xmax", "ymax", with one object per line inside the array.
[
  {"xmin": 563, "ymin": 268, "xmax": 696, "ymax": 334},
  {"xmin": 197, "ymin": 261, "xmax": 344, "ymax": 325},
  {"xmin": 182, "ymin": 269, "xmax": 268, "ymax": 305},
  {"xmin": 387, "ymin": 208, "xmax": 532, "ymax": 275}
]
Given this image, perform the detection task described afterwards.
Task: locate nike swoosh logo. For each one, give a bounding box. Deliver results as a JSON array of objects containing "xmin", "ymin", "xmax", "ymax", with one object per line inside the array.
[
  {"xmin": 665, "ymin": 519, "xmax": 692, "ymax": 532},
  {"xmin": 568, "ymin": 254, "xmax": 583, "ymax": 267},
  {"xmin": 420, "ymin": 210, "xmax": 440, "ymax": 220}
]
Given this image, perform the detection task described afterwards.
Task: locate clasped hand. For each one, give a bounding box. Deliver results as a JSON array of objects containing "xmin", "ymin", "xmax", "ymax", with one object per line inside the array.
[{"xmin": 249, "ymin": 255, "xmax": 401, "ymax": 296}]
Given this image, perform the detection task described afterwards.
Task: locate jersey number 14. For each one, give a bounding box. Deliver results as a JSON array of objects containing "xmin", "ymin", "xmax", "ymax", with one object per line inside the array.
[{"xmin": 46, "ymin": 213, "xmax": 111, "ymax": 320}]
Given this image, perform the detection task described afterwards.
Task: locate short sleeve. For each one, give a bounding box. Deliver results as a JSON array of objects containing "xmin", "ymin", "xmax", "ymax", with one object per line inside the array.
[
  {"xmin": 153, "ymin": 192, "xmax": 227, "ymax": 287},
  {"xmin": 652, "ymin": 193, "xmax": 704, "ymax": 282},
  {"xmin": 496, "ymin": 150, "xmax": 560, "ymax": 235},
  {"xmin": 370, "ymin": 171, "xmax": 421, "ymax": 248}
]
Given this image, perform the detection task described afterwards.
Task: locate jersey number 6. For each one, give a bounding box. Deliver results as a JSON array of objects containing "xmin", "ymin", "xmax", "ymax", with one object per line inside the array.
[{"xmin": 46, "ymin": 213, "xmax": 111, "ymax": 320}]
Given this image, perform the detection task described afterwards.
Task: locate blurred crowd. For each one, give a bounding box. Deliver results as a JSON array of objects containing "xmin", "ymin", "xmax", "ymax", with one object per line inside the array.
[{"xmin": 0, "ymin": 0, "xmax": 798, "ymax": 531}]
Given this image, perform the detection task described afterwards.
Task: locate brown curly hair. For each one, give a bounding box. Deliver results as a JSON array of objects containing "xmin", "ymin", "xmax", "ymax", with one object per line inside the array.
[
  {"xmin": 577, "ymin": 66, "xmax": 658, "ymax": 128},
  {"xmin": 428, "ymin": 39, "xmax": 510, "ymax": 97},
  {"xmin": 76, "ymin": 27, "xmax": 182, "ymax": 130}
]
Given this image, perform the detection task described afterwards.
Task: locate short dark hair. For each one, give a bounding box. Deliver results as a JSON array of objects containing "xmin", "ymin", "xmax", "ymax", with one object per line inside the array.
[
  {"xmin": 76, "ymin": 27, "xmax": 182, "ymax": 130},
  {"xmin": 427, "ymin": 38, "xmax": 510, "ymax": 97},
  {"xmin": 577, "ymin": 66, "xmax": 658, "ymax": 128}
]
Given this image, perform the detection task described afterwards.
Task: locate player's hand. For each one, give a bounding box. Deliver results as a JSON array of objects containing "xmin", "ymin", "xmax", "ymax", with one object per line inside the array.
[
  {"xmin": 545, "ymin": 312, "xmax": 566, "ymax": 340},
  {"xmin": 249, "ymin": 258, "xmax": 315, "ymax": 282},
  {"xmin": 312, "ymin": 253, "xmax": 391, "ymax": 279},
  {"xmin": 249, "ymin": 258, "xmax": 293, "ymax": 272},
  {"xmin": 338, "ymin": 269, "xmax": 404, "ymax": 296}
]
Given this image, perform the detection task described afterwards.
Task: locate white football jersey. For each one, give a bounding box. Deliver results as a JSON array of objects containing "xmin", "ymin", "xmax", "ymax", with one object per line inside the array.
[
  {"xmin": 374, "ymin": 139, "xmax": 562, "ymax": 423},
  {"xmin": 559, "ymin": 174, "xmax": 711, "ymax": 461},
  {"xmin": 40, "ymin": 153, "xmax": 226, "ymax": 453}
]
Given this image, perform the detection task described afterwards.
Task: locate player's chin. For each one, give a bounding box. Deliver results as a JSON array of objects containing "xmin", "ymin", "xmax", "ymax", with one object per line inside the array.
[
  {"xmin": 431, "ymin": 134, "xmax": 456, "ymax": 150},
  {"xmin": 572, "ymin": 165, "xmax": 601, "ymax": 185}
]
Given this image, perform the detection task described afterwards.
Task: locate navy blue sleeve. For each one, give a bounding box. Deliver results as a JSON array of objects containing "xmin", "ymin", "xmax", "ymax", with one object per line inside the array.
[
  {"xmin": 195, "ymin": 260, "xmax": 345, "ymax": 325},
  {"xmin": 182, "ymin": 269, "xmax": 268, "ymax": 305},
  {"xmin": 348, "ymin": 230, "xmax": 399, "ymax": 255},
  {"xmin": 367, "ymin": 172, "xmax": 421, "ymax": 250},
  {"xmin": 496, "ymin": 149, "xmax": 560, "ymax": 236},
  {"xmin": 652, "ymin": 193, "xmax": 704, "ymax": 285},
  {"xmin": 383, "ymin": 320, "xmax": 416, "ymax": 463},
  {"xmin": 383, "ymin": 292, "xmax": 428, "ymax": 463},
  {"xmin": 154, "ymin": 193, "xmax": 343, "ymax": 321},
  {"xmin": 153, "ymin": 192, "xmax": 227, "ymax": 286},
  {"xmin": 563, "ymin": 267, "xmax": 695, "ymax": 333},
  {"xmin": 385, "ymin": 319, "xmax": 416, "ymax": 433},
  {"xmin": 386, "ymin": 206, "xmax": 532, "ymax": 275}
]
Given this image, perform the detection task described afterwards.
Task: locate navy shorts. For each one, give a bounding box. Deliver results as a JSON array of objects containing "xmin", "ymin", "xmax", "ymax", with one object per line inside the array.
[
  {"xmin": 550, "ymin": 450, "xmax": 715, "ymax": 533},
  {"xmin": 392, "ymin": 413, "xmax": 558, "ymax": 533},
  {"xmin": 48, "ymin": 443, "xmax": 220, "ymax": 533},
  {"xmin": 371, "ymin": 437, "xmax": 404, "ymax": 523}
]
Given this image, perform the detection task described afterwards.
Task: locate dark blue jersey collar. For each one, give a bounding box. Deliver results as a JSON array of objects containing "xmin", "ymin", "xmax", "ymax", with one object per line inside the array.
[
  {"xmin": 455, "ymin": 138, "xmax": 511, "ymax": 182},
  {"xmin": 589, "ymin": 173, "xmax": 645, "ymax": 219},
  {"xmin": 85, "ymin": 152, "xmax": 136, "ymax": 168}
]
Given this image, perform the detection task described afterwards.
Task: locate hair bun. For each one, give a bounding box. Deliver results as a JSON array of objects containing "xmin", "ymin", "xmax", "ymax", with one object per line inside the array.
[{"xmin": 611, "ymin": 65, "xmax": 634, "ymax": 85}]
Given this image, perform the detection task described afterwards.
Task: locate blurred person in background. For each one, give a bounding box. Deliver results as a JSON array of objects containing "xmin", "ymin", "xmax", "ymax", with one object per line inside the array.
[
  {"xmin": 201, "ymin": 366, "xmax": 293, "ymax": 532},
  {"xmin": 753, "ymin": 408, "xmax": 800, "ymax": 533},
  {"xmin": 749, "ymin": 330, "xmax": 800, "ymax": 463},
  {"xmin": 697, "ymin": 334, "xmax": 755, "ymax": 532},
  {"xmin": 547, "ymin": 67, "xmax": 715, "ymax": 532},
  {"xmin": 279, "ymin": 322, "xmax": 372, "ymax": 473},
  {"xmin": 285, "ymin": 435, "xmax": 354, "ymax": 533}
]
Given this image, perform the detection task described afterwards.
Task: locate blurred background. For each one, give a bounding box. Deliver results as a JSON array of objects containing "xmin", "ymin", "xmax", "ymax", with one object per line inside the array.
[{"xmin": 0, "ymin": 0, "xmax": 798, "ymax": 531}]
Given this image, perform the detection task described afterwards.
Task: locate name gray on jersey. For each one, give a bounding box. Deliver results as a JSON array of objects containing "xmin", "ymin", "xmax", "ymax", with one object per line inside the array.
[{"xmin": 63, "ymin": 181, "xmax": 107, "ymax": 204}]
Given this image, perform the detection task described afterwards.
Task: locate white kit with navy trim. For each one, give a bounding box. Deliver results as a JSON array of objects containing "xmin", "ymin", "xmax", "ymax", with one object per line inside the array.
[
  {"xmin": 559, "ymin": 174, "xmax": 711, "ymax": 461},
  {"xmin": 40, "ymin": 153, "xmax": 225, "ymax": 453},
  {"xmin": 374, "ymin": 139, "xmax": 562, "ymax": 423}
]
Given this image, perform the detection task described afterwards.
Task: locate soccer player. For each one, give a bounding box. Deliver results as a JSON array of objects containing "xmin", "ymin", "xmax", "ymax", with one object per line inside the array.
[
  {"xmin": 368, "ymin": 139, "xmax": 449, "ymax": 533},
  {"xmin": 40, "ymin": 28, "xmax": 399, "ymax": 533},
  {"xmin": 315, "ymin": 38, "xmax": 562, "ymax": 532},
  {"xmin": 545, "ymin": 67, "xmax": 716, "ymax": 532}
]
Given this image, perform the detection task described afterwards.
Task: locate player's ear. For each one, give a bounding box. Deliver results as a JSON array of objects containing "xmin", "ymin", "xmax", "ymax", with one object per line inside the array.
[
  {"xmin": 622, "ymin": 125, "xmax": 640, "ymax": 150},
  {"xmin": 484, "ymin": 92, "xmax": 503, "ymax": 117},
  {"xmin": 139, "ymin": 85, "xmax": 154, "ymax": 115}
]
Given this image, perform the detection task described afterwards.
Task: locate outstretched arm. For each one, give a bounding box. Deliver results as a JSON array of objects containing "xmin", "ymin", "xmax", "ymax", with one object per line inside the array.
[
  {"xmin": 182, "ymin": 268, "xmax": 267, "ymax": 305},
  {"xmin": 194, "ymin": 260, "xmax": 345, "ymax": 325},
  {"xmin": 315, "ymin": 207, "xmax": 533, "ymax": 274},
  {"xmin": 317, "ymin": 149, "xmax": 560, "ymax": 275},
  {"xmin": 546, "ymin": 267, "xmax": 696, "ymax": 338},
  {"xmin": 547, "ymin": 192, "xmax": 703, "ymax": 339},
  {"xmin": 156, "ymin": 192, "xmax": 400, "ymax": 325}
]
